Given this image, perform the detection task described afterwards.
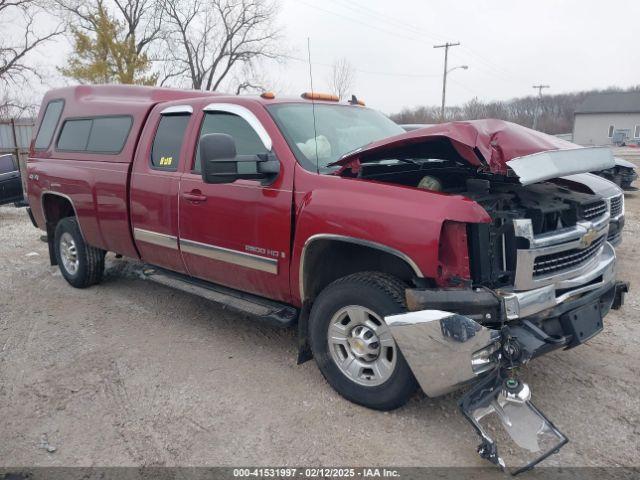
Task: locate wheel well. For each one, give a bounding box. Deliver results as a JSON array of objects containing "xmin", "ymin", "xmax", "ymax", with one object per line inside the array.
[
  {"xmin": 300, "ymin": 238, "xmax": 419, "ymax": 303},
  {"xmin": 42, "ymin": 194, "xmax": 77, "ymax": 266},
  {"xmin": 42, "ymin": 194, "xmax": 76, "ymax": 227}
]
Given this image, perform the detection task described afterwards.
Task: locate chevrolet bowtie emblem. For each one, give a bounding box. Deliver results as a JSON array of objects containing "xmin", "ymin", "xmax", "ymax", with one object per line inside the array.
[{"xmin": 580, "ymin": 228, "xmax": 599, "ymax": 248}]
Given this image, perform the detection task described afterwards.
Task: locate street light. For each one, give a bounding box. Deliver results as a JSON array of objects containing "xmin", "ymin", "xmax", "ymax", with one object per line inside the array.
[
  {"xmin": 441, "ymin": 65, "xmax": 469, "ymax": 120},
  {"xmin": 447, "ymin": 65, "xmax": 469, "ymax": 74}
]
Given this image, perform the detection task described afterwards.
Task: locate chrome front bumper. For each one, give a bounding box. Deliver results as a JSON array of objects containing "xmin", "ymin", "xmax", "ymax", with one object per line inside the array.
[
  {"xmin": 501, "ymin": 241, "xmax": 616, "ymax": 320},
  {"xmin": 385, "ymin": 241, "xmax": 621, "ymax": 398}
]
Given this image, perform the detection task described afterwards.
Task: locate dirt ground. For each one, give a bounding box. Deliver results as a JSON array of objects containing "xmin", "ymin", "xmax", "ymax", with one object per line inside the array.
[{"xmin": 1, "ymin": 186, "xmax": 639, "ymax": 469}]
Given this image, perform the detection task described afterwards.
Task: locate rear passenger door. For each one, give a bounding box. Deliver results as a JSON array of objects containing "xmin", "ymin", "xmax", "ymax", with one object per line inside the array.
[
  {"xmin": 178, "ymin": 103, "xmax": 294, "ymax": 302},
  {"xmin": 130, "ymin": 105, "xmax": 193, "ymax": 273}
]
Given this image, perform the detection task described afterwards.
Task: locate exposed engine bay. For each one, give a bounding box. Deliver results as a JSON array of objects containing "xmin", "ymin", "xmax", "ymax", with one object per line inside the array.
[{"xmin": 356, "ymin": 159, "xmax": 608, "ymax": 289}]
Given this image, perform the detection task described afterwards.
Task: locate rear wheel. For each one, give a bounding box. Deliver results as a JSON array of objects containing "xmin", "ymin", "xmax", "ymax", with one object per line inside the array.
[
  {"xmin": 54, "ymin": 217, "xmax": 105, "ymax": 288},
  {"xmin": 309, "ymin": 272, "xmax": 418, "ymax": 410}
]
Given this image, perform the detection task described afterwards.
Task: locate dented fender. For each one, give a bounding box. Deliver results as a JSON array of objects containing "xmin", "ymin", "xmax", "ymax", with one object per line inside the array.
[{"xmin": 291, "ymin": 166, "xmax": 491, "ymax": 302}]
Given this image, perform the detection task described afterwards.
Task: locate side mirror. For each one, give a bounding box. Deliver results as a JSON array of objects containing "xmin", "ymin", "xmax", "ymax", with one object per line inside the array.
[{"xmin": 199, "ymin": 133, "xmax": 280, "ymax": 185}]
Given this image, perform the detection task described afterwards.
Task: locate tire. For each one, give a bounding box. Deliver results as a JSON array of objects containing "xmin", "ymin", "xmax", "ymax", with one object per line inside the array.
[
  {"xmin": 54, "ymin": 217, "xmax": 105, "ymax": 288},
  {"xmin": 309, "ymin": 272, "xmax": 418, "ymax": 410}
]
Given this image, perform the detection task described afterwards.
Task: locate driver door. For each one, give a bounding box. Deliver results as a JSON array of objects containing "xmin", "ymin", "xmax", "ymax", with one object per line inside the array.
[{"xmin": 178, "ymin": 103, "xmax": 294, "ymax": 302}]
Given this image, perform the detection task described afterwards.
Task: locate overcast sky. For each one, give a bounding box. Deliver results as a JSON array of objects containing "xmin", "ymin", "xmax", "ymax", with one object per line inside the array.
[{"xmin": 20, "ymin": 0, "xmax": 640, "ymax": 114}]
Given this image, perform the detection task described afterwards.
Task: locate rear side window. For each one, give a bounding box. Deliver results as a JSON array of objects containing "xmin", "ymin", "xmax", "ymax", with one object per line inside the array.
[
  {"xmin": 193, "ymin": 112, "xmax": 268, "ymax": 172},
  {"xmin": 34, "ymin": 100, "xmax": 64, "ymax": 150},
  {"xmin": 151, "ymin": 114, "xmax": 190, "ymax": 170},
  {"xmin": 57, "ymin": 119, "xmax": 92, "ymax": 151},
  {"xmin": 56, "ymin": 116, "xmax": 132, "ymax": 154},
  {"xmin": 87, "ymin": 117, "xmax": 133, "ymax": 152}
]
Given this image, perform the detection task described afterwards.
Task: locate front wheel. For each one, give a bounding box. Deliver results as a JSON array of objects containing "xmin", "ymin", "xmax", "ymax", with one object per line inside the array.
[
  {"xmin": 309, "ymin": 272, "xmax": 418, "ymax": 411},
  {"xmin": 54, "ymin": 217, "xmax": 105, "ymax": 288}
]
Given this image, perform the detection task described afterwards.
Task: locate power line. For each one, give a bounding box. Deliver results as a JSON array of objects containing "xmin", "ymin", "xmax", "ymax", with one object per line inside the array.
[
  {"xmin": 295, "ymin": 0, "xmax": 434, "ymax": 46},
  {"xmin": 283, "ymin": 55, "xmax": 441, "ymax": 79},
  {"xmin": 324, "ymin": 0, "xmax": 531, "ymax": 87},
  {"xmin": 327, "ymin": 0, "xmax": 449, "ymax": 45},
  {"xmin": 448, "ymin": 77, "xmax": 482, "ymax": 97},
  {"xmin": 460, "ymin": 46, "xmax": 529, "ymax": 83}
]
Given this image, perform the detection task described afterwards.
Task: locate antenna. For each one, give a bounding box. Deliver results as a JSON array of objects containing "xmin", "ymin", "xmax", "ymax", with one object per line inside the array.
[{"xmin": 307, "ymin": 37, "xmax": 320, "ymax": 174}]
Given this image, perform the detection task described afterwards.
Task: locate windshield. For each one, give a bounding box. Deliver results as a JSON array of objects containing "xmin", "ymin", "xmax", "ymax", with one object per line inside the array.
[{"xmin": 267, "ymin": 103, "xmax": 404, "ymax": 173}]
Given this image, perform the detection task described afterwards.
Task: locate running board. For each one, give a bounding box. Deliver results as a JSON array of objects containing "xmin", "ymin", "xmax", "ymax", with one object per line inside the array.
[{"xmin": 141, "ymin": 267, "xmax": 298, "ymax": 328}]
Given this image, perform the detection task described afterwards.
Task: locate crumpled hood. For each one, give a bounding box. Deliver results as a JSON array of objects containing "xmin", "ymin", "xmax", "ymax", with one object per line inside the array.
[{"xmin": 331, "ymin": 119, "xmax": 615, "ymax": 185}]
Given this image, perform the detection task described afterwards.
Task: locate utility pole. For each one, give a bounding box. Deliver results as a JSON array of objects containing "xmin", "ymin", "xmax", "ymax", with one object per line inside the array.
[
  {"xmin": 532, "ymin": 84, "xmax": 550, "ymax": 131},
  {"xmin": 434, "ymin": 42, "xmax": 460, "ymax": 121}
]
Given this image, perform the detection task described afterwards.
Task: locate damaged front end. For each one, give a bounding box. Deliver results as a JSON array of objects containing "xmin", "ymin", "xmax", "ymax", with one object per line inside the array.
[
  {"xmin": 332, "ymin": 119, "xmax": 630, "ymax": 472},
  {"xmin": 385, "ymin": 275, "xmax": 627, "ymax": 473},
  {"xmin": 385, "ymin": 310, "xmax": 571, "ymax": 474}
]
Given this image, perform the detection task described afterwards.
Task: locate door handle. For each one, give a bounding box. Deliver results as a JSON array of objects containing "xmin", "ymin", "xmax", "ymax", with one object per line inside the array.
[{"xmin": 182, "ymin": 191, "xmax": 207, "ymax": 203}]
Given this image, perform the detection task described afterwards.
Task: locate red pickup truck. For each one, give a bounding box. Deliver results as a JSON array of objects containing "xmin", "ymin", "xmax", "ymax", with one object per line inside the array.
[{"xmin": 27, "ymin": 85, "xmax": 628, "ymax": 470}]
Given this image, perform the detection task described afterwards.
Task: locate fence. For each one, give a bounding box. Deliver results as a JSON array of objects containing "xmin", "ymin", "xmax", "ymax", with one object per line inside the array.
[{"xmin": 0, "ymin": 118, "xmax": 34, "ymax": 195}]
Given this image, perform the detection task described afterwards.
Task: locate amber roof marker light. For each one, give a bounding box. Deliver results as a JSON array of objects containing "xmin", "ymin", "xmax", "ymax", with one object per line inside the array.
[
  {"xmin": 260, "ymin": 92, "xmax": 276, "ymax": 99},
  {"xmin": 301, "ymin": 92, "xmax": 339, "ymax": 102}
]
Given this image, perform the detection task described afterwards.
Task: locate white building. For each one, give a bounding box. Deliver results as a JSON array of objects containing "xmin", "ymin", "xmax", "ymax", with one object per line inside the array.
[{"xmin": 573, "ymin": 92, "xmax": 640, "ymax": 146}]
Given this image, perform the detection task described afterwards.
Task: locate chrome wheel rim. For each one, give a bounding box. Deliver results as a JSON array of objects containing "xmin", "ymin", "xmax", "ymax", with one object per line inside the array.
[
  {"xmin": 328, "ymin": 305, "xmax": 397, "ymax": 387},
  {"xmin": 59, "ymin": 232, "xmax": 79, "ymax": 275}
]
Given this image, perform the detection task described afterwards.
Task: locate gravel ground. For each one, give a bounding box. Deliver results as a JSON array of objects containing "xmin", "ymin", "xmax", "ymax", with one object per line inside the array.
[{"xmin": 0, "ymin": 187, "xmax": 639, "ymax": 469}]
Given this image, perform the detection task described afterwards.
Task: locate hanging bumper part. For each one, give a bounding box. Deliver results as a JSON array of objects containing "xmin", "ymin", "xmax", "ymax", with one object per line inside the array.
[
  {"xmin": 385, "ymin": 310, "xmax": 569, "ymax": 473},
  {"xmin": 459, "ymin": 372, "xmax": 568, "ymax": 475},
  {"xmin": 385, "ymin": 310, "xmax": 501, "ymax": 397}
]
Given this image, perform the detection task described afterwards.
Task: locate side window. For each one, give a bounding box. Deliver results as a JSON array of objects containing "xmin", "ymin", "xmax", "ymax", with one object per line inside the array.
[
  {"xmin": 608, "ymin": 125, "xmax": 615, "ymax": 138},
  {"xmin": 56, "ymin": 116, "xmax": 132, "ymax": 153},
  {"xmin": 87, "ymin": 116, "xmax": 132, "ymax": 153},
  {"xmin": 635, "ymin": 125, "xmax": 640, "ymax": 139},
  {"xmin": 34, "ymin": 100, "xmax": 64, "ymax": 150},
  {"xmin": 193, "ymin": 112, "xmax": 268, "ymax": 173},
  {"xmin": 151, "ymin": 114, "xmax": 190, "ymax": 170},
  {"xmin": 57, "ymin": 119, "xmax": 92, "ymax": 151}
]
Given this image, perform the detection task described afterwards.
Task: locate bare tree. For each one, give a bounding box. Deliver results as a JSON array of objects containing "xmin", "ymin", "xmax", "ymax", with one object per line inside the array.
[
  {"xmin": 0, "ymin": 90, "xmax": 38, "ymax": 119},
  {"xmin": 0, "ymin": 0, "xmax": 64, "ymax": 86},
  {"xmin": 160, "ymin": 0, "xmax": 282, "ymax": 91},
  {"xmin": 327, "ymin": 57, "xmax": 355, "ymax": 101}
]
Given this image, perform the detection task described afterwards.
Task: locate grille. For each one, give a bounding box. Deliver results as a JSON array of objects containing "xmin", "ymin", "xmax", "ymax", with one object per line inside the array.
[
  {"xmin": 581, "ymin": 200, "xmax": 607, "ymax": 220},
  {"xmin": 608, "ymin": 230, "xmax": 622, "ymax": 244},
  {"xmin": 609, "ymin": 195, "xmax": 623, "ymax": 218},
  {"xmin": 533, "ymin": 236, "xmax": 606, "ymax": 277}
]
